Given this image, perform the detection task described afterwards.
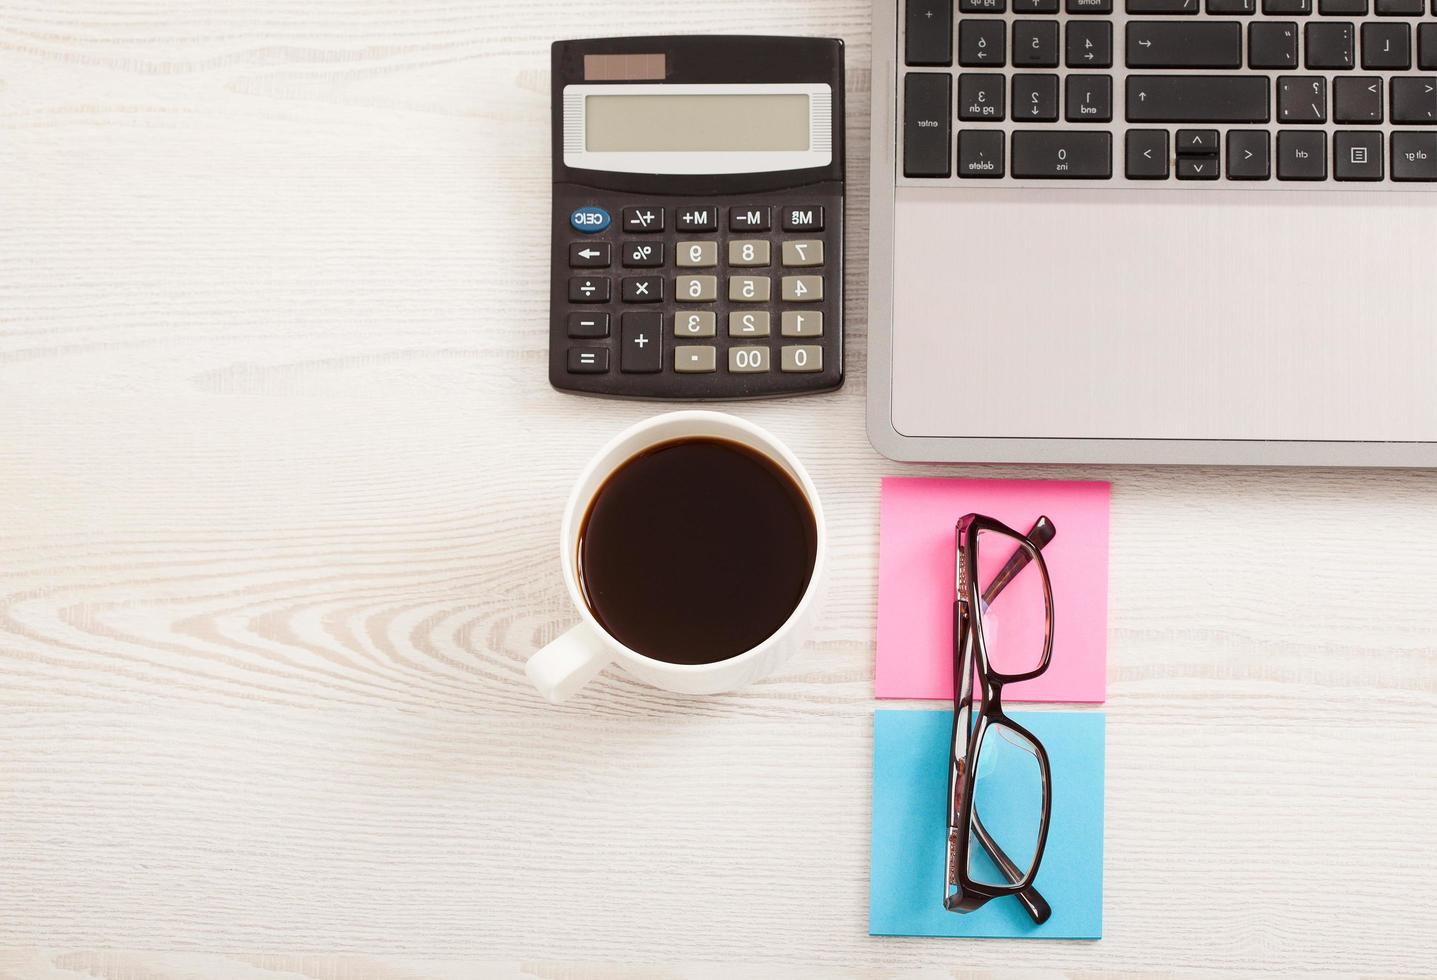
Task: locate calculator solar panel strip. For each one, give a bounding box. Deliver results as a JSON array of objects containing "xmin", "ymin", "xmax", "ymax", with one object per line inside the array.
[
  {"xmin": 867, "ymin": 0, "xmax": 1437, "ymax": 465},
  {"xmin": 550, "ymin": 36, "xmax": 845, "ymax": 400}
]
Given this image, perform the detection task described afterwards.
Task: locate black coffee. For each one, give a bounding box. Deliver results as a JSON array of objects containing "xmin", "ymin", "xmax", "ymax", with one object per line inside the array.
[{"xmin": 578, "ymin": 437, "xmax": 817, "ymax": 665}]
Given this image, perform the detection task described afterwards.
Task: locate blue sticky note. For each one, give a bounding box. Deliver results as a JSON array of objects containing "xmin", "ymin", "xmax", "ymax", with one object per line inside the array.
[{"xmin": 870, "ymin": 709, "xmax": 1105, "ymax": 940}]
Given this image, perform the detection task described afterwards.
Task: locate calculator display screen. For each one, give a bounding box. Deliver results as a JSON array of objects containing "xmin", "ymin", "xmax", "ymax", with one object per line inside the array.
[
  {"xmin": 584, "ymin": 94, "xmax": 810, "ymax": 153},
  {"xmin": 562, "ymin": 83, "xmax": 832, "ymax": 175}
]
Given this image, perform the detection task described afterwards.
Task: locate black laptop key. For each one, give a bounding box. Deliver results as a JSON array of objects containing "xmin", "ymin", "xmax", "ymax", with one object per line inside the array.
[
  {"xmin": 1126, "ymin": 75, "xmax": 1270, "ymax": 122},
  {"xmin": 1334, "ymin": 131, "xmax": 1385, "ymax": 180},
  {"xmin": 1207, "ymin": 0, "xmax": 1257, "ymax": 11},
  {"xmin": 1127, "ymin": 22, "xmax": 1242, "ymax": 68},
  {"xmin": 1125, "ymin": 129, "xmax": 1170, "ymax": 177},
  {"xmin": 1374, "ymin": 0, "xmax": 1423, "ymax": 13},
  {"xmin": 1391, "ymin": 131, "xmax": 1437, "ymax": 180},
  {"xmin": 1334, "ymin": 76, "xmax": 1384, "ymax": 122},
  {"xmin": 1249, "ymin": 22, "xmax": 1299, "ymax": 68},
  {"xmin": 1277, "ymin": 130, "xmax": 1327, "ymax": 179},
  {"xmin": 1127, "ymin": 0, "xmax": 1200, "ymax": 11},
  {"xmin": 1263, "ymin": 0, "xmax": 1312, "ymax": 12},
  {"xmin": 958, "ymin": 129, "xmax": 1007, "ymax": 177},
  {"xmin": 959, "ymin": 73, "xmax": 1007, "ymax": 120},
  {"xmin": 961, "ymin": 0, "xmax": 1008, "ymax": 10},
  {"xmin": 1013, "ymin": 21, "xmax": 1061, "ymax": 67},
  {"xmin": 1066, "ymin": 0, "xmax": 1114, "ymax": 12},
  {"xmin": 1319, "ymin": 0, "xmax": 1367, "ymax": 10},
  {"xmin": 1014, "ymin": 0, "xmax": 1061, "ymax": 9},
  {"xmin": 1226, "ymin": 129, "xmax": 1272, "ymax": 178},
  {"xmin": 1176, "ymin": 128, "xmax": 1220, "ymax": 153},
  {"xmin": 1013, "ymin": 74, "xmax": 1061, "ymax": 121},
  {"xmin": 1362, "ymin": 23, "xmax": 1411, "ymax": 69},
  {"xmin": 1066, "ymin": 75, "xmax": 1114, "ymax": 121},
  {"xmin": 906, "ymin": 0, "xmax": 954, "ymax": 65},
  {"xmin": 1306, "ymin": 23, "xmax": 1355, "ymax": 69},
  {"xmin": 1391, "ymin": 76, "xmax": 1437, "ymax": 123},
  {"xmin": 1278, "ymin": 76, "xmax": 1328, "ymax": 122},
  {"xmin": 903, "ymin": 73, "xmax": 953, "ymax": 176},
  {"xmin": 1177, "ymin": 156, "xmax": 1220, "ymax": 179},
  {"xmin": 1011, "ymin": 130, "xmax": 1113, "ymax": 177},
  {"xmin": 1420, "ymin": 24, "xmax": 1437, "ymax": 71},
  {"xmin": 1067, "ymin": 21, "xmax": 1113, "ymax": 67},
  {"xmin": 960, "ymin": 20, "xmax": 1008, "ymax": 67}
]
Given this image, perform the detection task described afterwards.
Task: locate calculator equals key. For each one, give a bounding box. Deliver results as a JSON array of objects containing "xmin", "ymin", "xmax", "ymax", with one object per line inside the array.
[{"xmin": 549, "ymin": 37, "xmax": 844, "ymax": 399}]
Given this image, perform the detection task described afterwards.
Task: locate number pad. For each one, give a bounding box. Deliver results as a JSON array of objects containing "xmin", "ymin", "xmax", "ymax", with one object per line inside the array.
[
  {"xmin": 729, "ymin": 346, "xmax": 771, "ymax": 373},
  {"xmin": 675, "ymin": 311, "xmax": 716, "ymax": 337},
  {"xmin": 729, "ymin": 239, "xmax": 771, "ymax": 266},
  {"xmin": 676, "ymin": 241, "xmax": 719, "ymax": 267},
  {"xmin": 554, "ymin": 195, "xmax": 840, "ymax": 397},
  {"xmin": 677, "ymin": 275, "xmax": 718, "ymax": 302},
  {"xmin": 730, "ymin": 275, "xmax": 772, "ymax": 302},
  {"xmin": 729, "ymin": 311, "xmax": 772, "ymax": 337},
  {"xmin": 781, "ymin": 240, "xmax": 824, "ymax": 266}
]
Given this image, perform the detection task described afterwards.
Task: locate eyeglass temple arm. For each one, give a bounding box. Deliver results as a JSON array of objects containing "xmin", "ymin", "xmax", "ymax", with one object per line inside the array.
[
  {"xmin": 971, "ymin": 812, "xmax": 1053, "ymax": 926},
  {"xmin": 979, "ymin": 516, "xmax": 1056, "ymax": 608}
]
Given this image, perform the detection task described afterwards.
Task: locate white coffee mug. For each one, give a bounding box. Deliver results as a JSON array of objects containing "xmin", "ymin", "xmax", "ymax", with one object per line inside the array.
[{"xmin": 526, "ymin": 411, "xmax": 826, "ymax": 703}]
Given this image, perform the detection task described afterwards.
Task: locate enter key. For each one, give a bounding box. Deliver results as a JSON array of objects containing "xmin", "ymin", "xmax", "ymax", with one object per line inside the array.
[{"xmin": 1127, "ymin": 22, "xmax": 1242, "ymax": 69}]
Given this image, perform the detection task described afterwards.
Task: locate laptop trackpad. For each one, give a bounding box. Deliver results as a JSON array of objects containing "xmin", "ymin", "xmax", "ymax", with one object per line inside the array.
[{"xmin": 891, "ymin": 188, "xmax": 1437, "ymax": 443}]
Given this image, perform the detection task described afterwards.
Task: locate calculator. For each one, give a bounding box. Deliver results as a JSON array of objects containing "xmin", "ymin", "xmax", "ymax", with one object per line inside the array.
[{"xmin": 549, "ymin": 35, "xmax": 845, "ymax": 399}]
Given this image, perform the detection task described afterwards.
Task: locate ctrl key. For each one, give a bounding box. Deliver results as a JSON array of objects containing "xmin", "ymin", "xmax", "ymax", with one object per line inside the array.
[
  {"xmin": 567, "ymin": 348, "xmax": 609, "ymax": 374},
  {"xmin": 958, "ymin": 131, "xmax": 1005, "ymax": 178}
]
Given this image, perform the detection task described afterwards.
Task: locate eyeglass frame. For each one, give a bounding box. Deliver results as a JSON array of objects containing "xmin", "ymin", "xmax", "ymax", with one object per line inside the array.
[{"xmin": 944, "ymin": 513, "xmax": 1057, "ymax": 926}]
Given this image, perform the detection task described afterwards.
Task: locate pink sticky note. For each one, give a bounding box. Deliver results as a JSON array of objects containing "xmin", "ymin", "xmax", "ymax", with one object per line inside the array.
[{"xmin": 876, "ymin": 477, "xmax": 1109, "ymax": 703}]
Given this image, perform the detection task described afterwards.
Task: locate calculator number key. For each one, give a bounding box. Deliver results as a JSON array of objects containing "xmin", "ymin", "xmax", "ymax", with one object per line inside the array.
[
  {"xmin": 676, "ymin": 241, "xmax": 719, "ymax": 268},
  {"xmin": 622, "ymin": 207, "xmax": 664, "ymax": 232},
  {"xmin": 622, "ymin": 241, "xmax": 664, "ymax": 267},
  {"xmin": 674, "ymin": 345, "xmax": 717, "ymax": 373},
  {"xmin": 781, "ymin": 345, "xmax": 823, "ymax": 373},
  {"xmin": 729, "ymin": 311, "xmax": 772, "ymax": 337},
  {"xmin": 676, "ymin": 206, "xmax": 718, "ymax": 231},
  {"xmin": 781, "ymin": 311, "xmax": 823, "ymax": 337},
  {"xmin": 569, "ymin": 242, "xmax": 611, "ymax": 267},
  {"xmin": 729, "ymin": 239, "xmax": 771, "ymax": 267},
  {"xmin": 676, "ymin": 275, "xmax": 718, "ymax": 302},
  {"xmin": 781, "ymin": 240, "xmax": 824, "ymax": 266},
  {"xmin": 675, "ymin": 311, "xmax": 716, "ymax": 337},
  {"xmin": 729, "ymin": 346, "xmax": 771, "ymax": 373},
  {"xmin": 781, "ymin": 275, "xmax": 823, "ymax": 302},
  {"xmin": 729, "ymin": 276, "xmax": 772, "ymax": 302}
]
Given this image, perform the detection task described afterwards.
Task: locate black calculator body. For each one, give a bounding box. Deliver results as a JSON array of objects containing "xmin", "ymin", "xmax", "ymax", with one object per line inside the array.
[{"xmin": 549, "ymin": 35, "xmax": 845, "ymax": 400}]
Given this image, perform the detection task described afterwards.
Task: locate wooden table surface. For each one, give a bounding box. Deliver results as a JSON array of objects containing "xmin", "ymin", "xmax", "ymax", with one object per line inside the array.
[{"xmin": 3, "ymin": 2, "xmax": 1435, "ymax": 977}]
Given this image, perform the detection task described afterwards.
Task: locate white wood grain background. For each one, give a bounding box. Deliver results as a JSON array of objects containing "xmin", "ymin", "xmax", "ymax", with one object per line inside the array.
[{"xmin": 2, "ymin": 1, "xmax": 1435, "ymax": 977}]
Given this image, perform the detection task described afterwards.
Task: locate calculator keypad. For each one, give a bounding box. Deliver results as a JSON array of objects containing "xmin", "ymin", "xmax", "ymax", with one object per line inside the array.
[{"xmin": 552, "ymin": 188, "xmax": 842, "ymax": 399}]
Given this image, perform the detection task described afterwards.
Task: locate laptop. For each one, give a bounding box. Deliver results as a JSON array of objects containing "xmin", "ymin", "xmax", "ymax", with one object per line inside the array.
[{"xmin": 867, "ymin": 0, "xmax": 1437, "ymax": 465}]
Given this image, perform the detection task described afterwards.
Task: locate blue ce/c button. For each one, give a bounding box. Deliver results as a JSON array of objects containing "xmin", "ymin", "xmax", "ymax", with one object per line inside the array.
[{"xmin": 570, "ymin": 206, "xmax": 611, "ymax": 234}]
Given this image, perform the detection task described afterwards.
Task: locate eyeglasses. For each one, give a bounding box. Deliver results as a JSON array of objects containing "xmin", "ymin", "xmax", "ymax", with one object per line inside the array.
[{"xmin": 945, "ymin": 513, "xmax": 1057, "ymax": 925}]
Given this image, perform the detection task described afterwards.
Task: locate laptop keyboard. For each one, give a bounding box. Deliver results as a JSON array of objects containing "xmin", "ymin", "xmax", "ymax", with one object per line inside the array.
[{"xmin": 901, "ymin": 0, "xmax": 1437, "ymax": 182}]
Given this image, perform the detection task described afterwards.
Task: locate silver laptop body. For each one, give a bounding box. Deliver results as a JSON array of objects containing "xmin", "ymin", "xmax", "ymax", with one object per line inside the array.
[{"xmin": 868, "ymin": 0, "xmax": 1437, "ymax": 465}]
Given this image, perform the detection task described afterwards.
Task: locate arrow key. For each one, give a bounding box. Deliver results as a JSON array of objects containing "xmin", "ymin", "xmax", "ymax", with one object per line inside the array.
[
  {"xmin": 1227, "ymin": 129, "xmax": 1271, "ymax": 179},
  {"xmin": 1177, "ymin": 156, "xmax": 1220, "ymax": 180},
  {"xmin": 1125, "ymin": 128, "xmax": 1170, "ymax": 178},
  {"xmin": 568, "ymin": 241, "xmax": 612, "ymax": 268}
]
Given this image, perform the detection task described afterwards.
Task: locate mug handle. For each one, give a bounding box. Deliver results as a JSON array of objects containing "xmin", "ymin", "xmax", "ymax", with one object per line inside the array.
[{"xmin": 526, "ymin": 624, "xmax": 615, "ymax": 703}]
